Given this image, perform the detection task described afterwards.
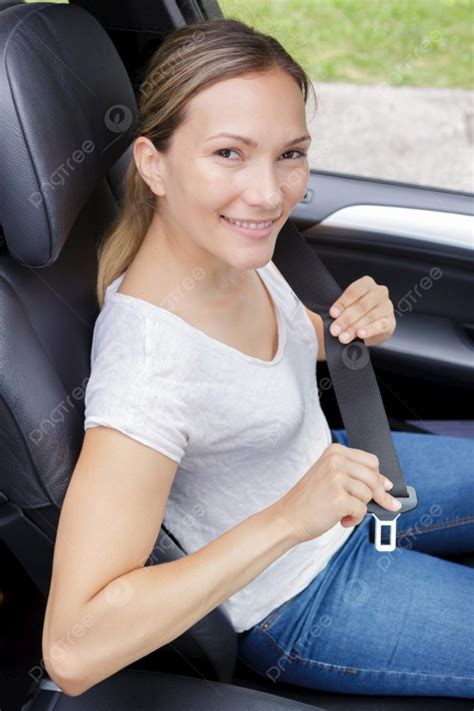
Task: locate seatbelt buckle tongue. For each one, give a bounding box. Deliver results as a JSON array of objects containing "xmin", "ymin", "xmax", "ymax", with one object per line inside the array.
[{"xmin": 367, "ymin": 485, "xmax": 418, "ymax": 552}]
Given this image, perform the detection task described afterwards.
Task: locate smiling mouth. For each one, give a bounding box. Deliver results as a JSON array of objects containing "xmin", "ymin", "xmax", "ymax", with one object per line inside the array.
[{"xmin": 220, "ymin": 215, "xmax": 280, "ymax": 228}]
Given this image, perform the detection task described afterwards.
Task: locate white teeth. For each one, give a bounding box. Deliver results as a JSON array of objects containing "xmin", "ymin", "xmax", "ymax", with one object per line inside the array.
[{"xmin": 223, "ymin": 216, "xmax": 273, "ymax": 230}]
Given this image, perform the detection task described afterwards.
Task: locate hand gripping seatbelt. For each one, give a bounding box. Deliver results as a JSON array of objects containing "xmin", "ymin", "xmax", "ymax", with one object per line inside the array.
[{"xmin": 272, "ymin": 218, "xmax": 417, "ymax": 552}]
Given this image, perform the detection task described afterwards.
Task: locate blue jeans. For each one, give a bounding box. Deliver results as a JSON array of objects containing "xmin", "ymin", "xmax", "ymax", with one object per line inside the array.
[{"xmin": 237, "ymin": 429, "xmax": 474, "ymax": 698}]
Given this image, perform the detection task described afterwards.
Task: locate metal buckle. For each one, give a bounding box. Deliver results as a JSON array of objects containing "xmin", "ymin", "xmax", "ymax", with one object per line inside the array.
[{"xmin": 367, "ymin": 485, "xmax": 418, "ymax": 552}]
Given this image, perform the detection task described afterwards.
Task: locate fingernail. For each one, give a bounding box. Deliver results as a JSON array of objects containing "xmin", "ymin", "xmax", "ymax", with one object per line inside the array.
[
  {"xmin": 330, "ymin": 306, "xmax": 340, "ymax": 317},
  {"xmin": 392, "ymin": 498, "xmax": 402, "ymax": 510},
  {"xmin": 331, "ymin": 323, "xmax": 341, "ymax": 336},
  {"xmin": 384, "ymin": 477, "xmax": 394, "ymax": 490}
]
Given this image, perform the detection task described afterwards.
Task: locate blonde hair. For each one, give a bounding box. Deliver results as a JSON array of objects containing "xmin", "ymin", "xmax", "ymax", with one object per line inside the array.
[{"xmin": 96, "ymin": 17, "xmax": 316, "ymax": 309}]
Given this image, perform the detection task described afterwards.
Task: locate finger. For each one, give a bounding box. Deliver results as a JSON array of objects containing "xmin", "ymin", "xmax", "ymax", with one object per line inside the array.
[
  {"xmin": 334, "ymin": 309, "xmax": 394, "ymax": 344},
  {"xmin": 329, "ymin": 275, "xmax": 375, "ymax": 318},
  {"xmin": 341, "ymin": 305, "xmax": 394, "ymax": 342},
  {"xmin": 329, "ymin": 285, "xmax": 388, "ymax": 338},
  {"xmin": 341, "ymin": 514, "xmax": 360, "ymax": 527},
  {"xmin": 343, "ymin": 461, "xmax": 400, "ymax": 511},
  {"xmin": 341, "ymin": 496, "xmax": 368, "ymax": 525},
  {"xmin": 345, "ymin": 476, "xmax": 401, "ymax": 512},
  {"xmin": 356, "ymin": 314, "xmax": 395, "ymax": 340},
  {"xmin": 344, "ymin": 476, "xmax": 374, "ymax": 504},
  {"xmin": 326, "ymin": 442, "xmax": 381, "ymax": 472},
  {"xmin": 343, "ymin": 458, "xmax": 386, "ymax": 494}
]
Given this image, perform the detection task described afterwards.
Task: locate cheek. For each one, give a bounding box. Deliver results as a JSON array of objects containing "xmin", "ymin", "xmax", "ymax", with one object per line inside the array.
[
  {"xmin": 194, "ymin": 166, "xmax": 235, "ymax": 204},
  {"xmin": 180, "ymin": 173, "xmax": 224, "ymax": 212},
  {"xmin": 197, "ymin": 171, "xmax": 237, "ymax": 209},
  {"xmin": 195, "ymin": 158, "xmax": 226, "ymax": 184},
  {"xmin": 284, "ymin": 164, "xmax": 309, "ymax": 202}
]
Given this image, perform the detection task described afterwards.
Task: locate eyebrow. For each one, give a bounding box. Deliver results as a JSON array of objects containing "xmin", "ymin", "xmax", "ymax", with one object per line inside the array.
[{"xmin": 205, "ymin": 132, "xmax": 311, "ymax": 147}]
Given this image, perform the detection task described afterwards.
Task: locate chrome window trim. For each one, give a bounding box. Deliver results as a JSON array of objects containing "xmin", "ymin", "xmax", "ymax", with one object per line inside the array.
[{"xmin": 319, "ymin": 205, "xmax": 473, "ymax": 251}]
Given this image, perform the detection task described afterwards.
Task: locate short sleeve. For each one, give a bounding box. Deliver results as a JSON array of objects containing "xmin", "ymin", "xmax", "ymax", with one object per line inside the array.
[{"xmin": 84, "ymin": 303, "xmax": 190, "ymax": 464}]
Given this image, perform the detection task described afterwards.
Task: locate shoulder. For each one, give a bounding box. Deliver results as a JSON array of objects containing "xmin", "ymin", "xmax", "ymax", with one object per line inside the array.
[
  {"xmin": 91, "ymin": 299, "xmax": 201, "ymax": 382},
  {"xmin": 90, "ymin": 300, "xmax": 148, "ymax": 368},
  {"xmin": 85, "ymin": 300, "xmax": 192, "ymax": 462},
  {"xmin": 86, "ymin": 299, "xmax": 195, "ymax": 412}
]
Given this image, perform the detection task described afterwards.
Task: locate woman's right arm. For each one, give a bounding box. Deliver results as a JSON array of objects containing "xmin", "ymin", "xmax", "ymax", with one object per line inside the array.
[
  {"xmin": 43, "ymin": 426, "xmax": 398, "ymax": 697},
  {"xmin": 42, "ymin": 425, "xmax": 298, "ymax": 697}
]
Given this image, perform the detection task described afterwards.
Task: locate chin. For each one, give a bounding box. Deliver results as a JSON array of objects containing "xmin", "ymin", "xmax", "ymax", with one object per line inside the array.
[{"xmin": 234, "ymin": 251, "xmax": 276, "ymax": 272}]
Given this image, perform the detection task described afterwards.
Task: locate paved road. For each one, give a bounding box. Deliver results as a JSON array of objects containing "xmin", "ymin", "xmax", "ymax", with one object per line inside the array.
[{"xmin": 306, "ymin": 82, "xmax": 473, "ymax": 194}]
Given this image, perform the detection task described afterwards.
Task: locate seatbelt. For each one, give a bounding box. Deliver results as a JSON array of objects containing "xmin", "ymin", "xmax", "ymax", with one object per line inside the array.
[{"xmin": 273, "ymin": 218, "xmax": 417, "ymax": 552}]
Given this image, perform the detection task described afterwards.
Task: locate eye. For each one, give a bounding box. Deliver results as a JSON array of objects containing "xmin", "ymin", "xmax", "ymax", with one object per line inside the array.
[
  {"xmin": 215, "ymin": 148, "xmax": 240, "ymax": 161},
  {"xmin": 281, "ymin": 150, "xmax": 307, "ymax": 160},
  {"xmin": 214, "ymin": 148, "xmax": 308, "ymax": 161}
]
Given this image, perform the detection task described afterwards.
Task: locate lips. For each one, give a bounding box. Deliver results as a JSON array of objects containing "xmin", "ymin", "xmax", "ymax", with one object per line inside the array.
[
  {"xmin": 220, "ymin": 214, "xmax": 277, "ymax": 240},
  {"xmin": 221, "ymin": 215, "xmax": 278, "ymax": 227}
]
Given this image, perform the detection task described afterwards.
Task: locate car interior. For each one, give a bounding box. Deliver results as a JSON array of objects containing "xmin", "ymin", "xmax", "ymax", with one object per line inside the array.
[{"xmin": 0, "ymin": 1, "xmax": 473, "ymax": 710}]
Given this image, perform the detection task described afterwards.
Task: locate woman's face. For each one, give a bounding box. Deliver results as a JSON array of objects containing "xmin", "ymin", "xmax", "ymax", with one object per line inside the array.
[{"xmin": 135, "ymin": 68, "xmax": 311, "ymax": 280}]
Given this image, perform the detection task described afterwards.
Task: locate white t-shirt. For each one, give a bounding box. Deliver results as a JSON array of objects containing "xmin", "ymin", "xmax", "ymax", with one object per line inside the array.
[{"xmin": 84, "ymin": 261, "xmax": 355, "ymax": 633}]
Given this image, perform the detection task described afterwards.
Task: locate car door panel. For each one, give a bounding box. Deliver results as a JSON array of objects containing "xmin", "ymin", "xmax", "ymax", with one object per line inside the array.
[{"xmin": 291, "ymin": 172, "xmax": 473, "ymax": 423}]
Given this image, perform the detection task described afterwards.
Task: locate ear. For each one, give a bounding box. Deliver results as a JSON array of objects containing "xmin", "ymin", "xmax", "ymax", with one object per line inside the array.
[{"xmin": 133, "ymin": 136, "xmax": 167, "ymax": 197}]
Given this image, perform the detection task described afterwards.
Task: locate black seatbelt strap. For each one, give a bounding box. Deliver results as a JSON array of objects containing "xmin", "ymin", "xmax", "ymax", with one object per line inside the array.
[{"xmin": 273, "ymin": 218, "xmax": 417, "ymax": 552}]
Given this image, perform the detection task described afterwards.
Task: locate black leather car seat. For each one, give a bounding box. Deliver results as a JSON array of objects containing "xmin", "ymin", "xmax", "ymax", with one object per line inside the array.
[{"xmin": 0, "ymin": 1, "xmax": 273, "ymax": 705}]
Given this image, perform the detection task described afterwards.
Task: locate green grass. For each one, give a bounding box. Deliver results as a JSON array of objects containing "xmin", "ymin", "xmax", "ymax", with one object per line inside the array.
[
  {"xmin": 25, "ymin": 0, "xmax": 473, "ymax": 88},
  {"xmin": 219, "ymin": 0, "xmax": 474, "ymax": 88}
]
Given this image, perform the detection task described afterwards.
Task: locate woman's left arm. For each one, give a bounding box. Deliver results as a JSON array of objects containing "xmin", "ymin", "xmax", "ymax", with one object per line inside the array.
[{"xmin": 304, "ymin": 275, "xmax": 397, "ymax": 361}]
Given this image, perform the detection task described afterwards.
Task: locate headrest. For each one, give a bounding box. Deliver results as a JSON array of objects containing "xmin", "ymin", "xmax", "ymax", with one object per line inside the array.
[
  {"xmin": 0, "ymin": 2, "xmax": 138, "ymax": 267},
  {"xmin": 0, "ymin": 1, "xmax": 25, "ymax": 10}
]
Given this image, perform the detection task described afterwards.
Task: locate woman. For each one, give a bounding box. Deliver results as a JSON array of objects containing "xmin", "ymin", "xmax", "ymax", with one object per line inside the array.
[{"xmin": 47, "ymin": 17, "xmax": 473, "ymax": 698}]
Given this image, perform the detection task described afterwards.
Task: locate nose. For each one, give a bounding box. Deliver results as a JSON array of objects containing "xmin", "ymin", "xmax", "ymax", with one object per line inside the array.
[{"xmin": 241, "ymin": 161, "xmax": 285, "ymax": 215}]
